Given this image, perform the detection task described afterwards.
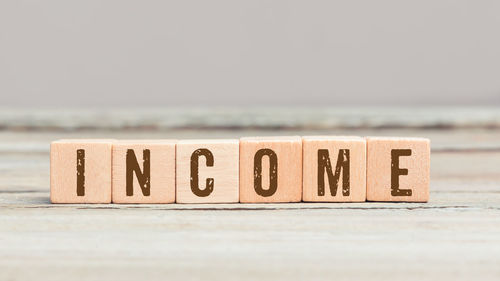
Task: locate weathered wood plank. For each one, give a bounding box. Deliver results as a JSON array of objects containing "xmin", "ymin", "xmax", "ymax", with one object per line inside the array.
[
  {"xmin": 1, "ymin": 107, "xmax": 499, "ymax": 130},
  {"xmin": 1, "ymin": 193, "xmax": 499, "ymax": 281},
  {"xmin": 0, "ymin": 124, "xmax": 499, "ymax": 281}
]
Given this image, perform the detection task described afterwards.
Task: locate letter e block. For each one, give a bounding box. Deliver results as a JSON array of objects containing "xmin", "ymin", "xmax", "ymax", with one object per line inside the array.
[
  {"xmin": 112, "ymin": 140, "xmax": 176, "ymax": 203},
  {"xmin": 240, "ymin": 136, "xmax": 302, "ymax": 203},
  {"xmin": 302, "ymin": 136, "xmax": 366, "ymax": 202},
  {"xmin": 50, "ymin": 139, "xmax": 113, "ymax": 203},
  {"xmin": 176, "ymin": 140, "xmax": 239, "ymax": 203},
  {"xmin": 366, "ymin": 137, "xmax": 430, "ymax": 202}
]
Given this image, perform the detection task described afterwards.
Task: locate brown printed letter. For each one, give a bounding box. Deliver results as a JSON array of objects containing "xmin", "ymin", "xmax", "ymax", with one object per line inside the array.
[
  {"xmin": 391, "ymin": 149, "xmax": 412, "ymax": 196},
  {"xmin": 254, "ymin": 149, "xmax": 278, "ymax": 197},
  {"xmin": 190, "ymin": 149, "xmax": 214, "ymax": 197},
  {"xmin": 76, "ymin": 149, "xmax": 85, "ymax": 196},
  {"xmin": 317, "ymin": 149, "xmax": 350, "ymax": 197},
  {"xmin": 126, "ymin": 149, "xmax": 151, "ymax": 196}
]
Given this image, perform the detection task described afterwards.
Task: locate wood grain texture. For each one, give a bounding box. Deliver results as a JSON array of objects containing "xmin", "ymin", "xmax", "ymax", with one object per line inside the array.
[
  {"xmin": 1, "ymin": 115, "xmax": 500, "ymax": 281},
  {"xmin": 239, "ymin": 136, "xmax": 302, "ymax": 203},
  {"xmin": 50, "ymin": 139, "xmax": 113, "ymax": 203},
  {"xmin": 176, "ymin": 139, "xmax": 239, "ymax": 203},
  {"xmin": 112, "ymin": 140, "xmax": 176, "ymax": 203},
  {"xmin": 302, "ymin": 136, "xmax": 366, "ymax": 202},
  {"xmin": 367, "ymin": 137, "xmax": 430, "ymax": 202}
]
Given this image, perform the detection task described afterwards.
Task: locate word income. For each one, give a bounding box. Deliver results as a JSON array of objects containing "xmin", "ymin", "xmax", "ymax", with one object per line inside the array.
[{"xmin": 50, "ymin": 136, "xmax": 430, "ymax": 204}]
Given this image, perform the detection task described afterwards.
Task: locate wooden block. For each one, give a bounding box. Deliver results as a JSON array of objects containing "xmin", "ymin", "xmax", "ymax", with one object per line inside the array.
[
  {"xmin": 239, "ymin": 136, "xmax": 302, "ymax": 203},
  {"xmin": 50, "ymin": 139, "xmax": 113, "ymax": 203},
  {"xmin": 112, "ymin": 140, "xmax": 176, "ymax": 204},
  {"xmin": 366, "ymin": 137, "xmax": 430, "ymax": 202},
  {"xmin": 302, "ymin": 136, "xmax": 366, "ymax": 202},
  {"xmin": 176, "ymin": 139, "xmax": 239, "ymax": 203}
]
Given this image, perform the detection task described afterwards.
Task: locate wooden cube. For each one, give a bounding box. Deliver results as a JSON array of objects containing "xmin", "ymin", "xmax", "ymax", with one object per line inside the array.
[
  {"xmin": 366, "ymin": 137, "xmax": 430, "ymax": 202},
  {"xmin": 176, "ymin": 139, "xmax": 239, "ymax": 203},
  {"xmin": 112, "ymin": 140, "xmax": 176, "ymax": 203},
  {"xmin": 239, "ymin": 136, "xmax": 302, "ymax": 203},
  {"xmin": 50, "ymin": 139, "xmax": 113, "ymax": 203},
  {"xmin": 302, "ymin": 136, "xmax": 366, "ymax": 202}
]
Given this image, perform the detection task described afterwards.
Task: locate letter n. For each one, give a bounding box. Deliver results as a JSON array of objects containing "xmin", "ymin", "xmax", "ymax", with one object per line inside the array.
[{"xmin": 126, "ymin": 149, "xmax": 151, "ymax": 196}]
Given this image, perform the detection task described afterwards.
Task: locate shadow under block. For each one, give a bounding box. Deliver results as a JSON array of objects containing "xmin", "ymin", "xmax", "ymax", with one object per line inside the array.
[
  {"xmin": 239, "ymin": 136, "xmax": 302, "ymax": 203},
  {"xmin": 50, "ymin": 139, "xmax": 113, "ymax": 203},
  {"xmin": 302, "ymin": 136, "xmax": 366, "ymax": 202},
  {"xmin": 366, "ymin": 137, "xmax": 430, "ymax": 202},
  {"xmin": 112, "ymin": 140, "xmax": 176, "ymax": 203},
  {"xmin": 176, "ymin": 140, "xmax": 239, "ymax": 203}
]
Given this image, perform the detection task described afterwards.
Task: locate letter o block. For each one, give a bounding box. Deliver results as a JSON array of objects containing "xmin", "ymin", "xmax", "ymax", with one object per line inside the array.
[
  {"xmin": 176, "ymin": 140, "xmax": 239, "ymax": 203},
  {"xmin": 112, "ymin": 140, "xmax": 176, "ymax": 203},
  {"xmin": 366, "ymin": 137, "xmax": 430, "ymax": 202},
  {"xmin": 50, "ymin": 139, "xmax": 113, "ymax": 203},
  {"xmin": 240, "ymin": 136, "xmax": 302, "ymax": 203},
  {"xmin": 302, "ymin": 136, "xmax": 366, "ymax": 202}
]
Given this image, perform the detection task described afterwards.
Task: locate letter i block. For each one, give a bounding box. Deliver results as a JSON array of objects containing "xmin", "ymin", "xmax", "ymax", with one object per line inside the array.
[
  {"xmin": 366, "ymin": 137, "xmax": 430, "ymax": 202},
  {"xmin": 176, "ymin": 140, "xmax": 239, "ymax": 203},
  {"xmin": 239, "ymin": 136, "xmax": 302, "ymax": 203},
  {"xmin": 112, "ymin": 140, "xmax": 176, "ymax": 203},
  {"xmin": 50, "ymin": 139, "xmax": 113, "ymax": 203},
  {"xmin": 302, "ymin": 136, "xmax": 366, "ymax": 202}
]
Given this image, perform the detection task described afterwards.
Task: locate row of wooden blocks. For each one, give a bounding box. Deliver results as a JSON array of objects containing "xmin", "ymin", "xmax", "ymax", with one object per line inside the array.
[{"xmin": 50, "ymin": 136, "xmax": 430, "ymax": 204}]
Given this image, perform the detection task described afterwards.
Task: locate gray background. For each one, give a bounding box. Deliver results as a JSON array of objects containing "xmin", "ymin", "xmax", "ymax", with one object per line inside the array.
[{"xmin": 1, "ymin": 0, "xmax": 499, "ymax": 107}]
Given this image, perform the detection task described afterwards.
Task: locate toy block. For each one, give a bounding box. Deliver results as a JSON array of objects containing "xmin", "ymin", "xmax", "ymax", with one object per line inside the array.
[
  {"xmin": 239, "ymin": 136, "xmax": 302, "ymax": 203},
  {"xmin": 366, "ymin": 137, "xmax": 430, "ymax": 202},
  {"xmin": 50, "ymin": 139, "xmax": 113, "ymax": 203},
  {"xmin": 176, "ymin": 139, "xmax": 239, "ymax": 203},
  {"xmin": 112, "ymin": 140, "xmax": 176, "ymax": 203},
  {"xmin": 302, "ymin": 136, "xmax": 366, "ymax": 202}
]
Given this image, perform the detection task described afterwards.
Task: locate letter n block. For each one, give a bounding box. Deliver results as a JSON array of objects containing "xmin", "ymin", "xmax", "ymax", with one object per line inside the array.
[
  {"xmin": 50, "ymin": 139, "xmax": 113, "ymax": 203},
  {"xmin": 302, "ymin": 136, "xmax": 366, "ymax": 202},
  {"xmin": 366, "ymin": 137, "xmax": 430, "ymax": 202},
  {"xmin": 176, "ymin": 140, "xmax": 239, "ymax": 203},
  {"xmin": 240, "ymin": 136, "xmax": 302, "ymax": 203},
  {"xmin": 112, "ymin": 140, "xmax": 176, "ymax": 203}
]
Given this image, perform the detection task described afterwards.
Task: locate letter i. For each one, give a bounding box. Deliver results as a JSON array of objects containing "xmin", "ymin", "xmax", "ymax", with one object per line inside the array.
[{"xmin": 76, "ymin": 149, "xmax": 85, "ymax": 196}]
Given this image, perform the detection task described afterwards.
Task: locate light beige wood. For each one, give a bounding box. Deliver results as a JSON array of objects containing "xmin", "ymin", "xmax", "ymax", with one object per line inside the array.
[
  {"xmin": 3, "ymin": 117, "xmax": 500, "ymax": 281},
  {"xmin": 50, "ymin": 139, "xmax": 113, "ymax": 203},
  {"xmin": 366, "ymin": 137, "xmax": 430, "ymax": 202},
  {"xmin": 302, "ymin": 136, "xmax": 366, "ymax": 202},
  {"xmin": 239, "ymin": 136, "xmax": 302, "ymax": 203},
  {"xmin": 112, "ymin": 140, "xmax": 176, "ymax": 203},
  {"xmin": 176, "ymin": 139, "xmax": 239, "ymax": 203}
]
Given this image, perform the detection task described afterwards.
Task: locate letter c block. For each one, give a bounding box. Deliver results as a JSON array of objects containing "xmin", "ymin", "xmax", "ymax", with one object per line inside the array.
[{"xmin": 176, "ymin": 139, "xmax": 239, "ymax": 203}]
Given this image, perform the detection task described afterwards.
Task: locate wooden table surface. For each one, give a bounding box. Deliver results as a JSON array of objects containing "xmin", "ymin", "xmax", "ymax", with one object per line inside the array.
[{"xmin": 1, "ymin": 108, "xmax": 499, "ymax": 281}]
